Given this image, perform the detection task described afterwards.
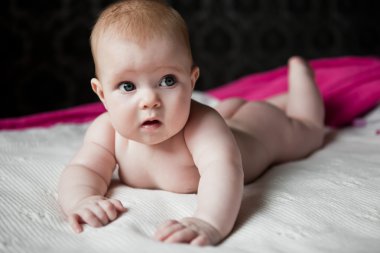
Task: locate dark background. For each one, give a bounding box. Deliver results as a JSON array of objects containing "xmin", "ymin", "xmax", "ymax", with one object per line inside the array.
[{"xmin": 2, "ymin": 0, "xmax": 380, "ymax": 118}]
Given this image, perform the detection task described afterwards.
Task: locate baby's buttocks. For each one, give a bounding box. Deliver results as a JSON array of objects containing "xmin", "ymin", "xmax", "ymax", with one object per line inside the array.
[{"xmin": 115, "ymin": 132, "xmax": 200, "ymax": 193}]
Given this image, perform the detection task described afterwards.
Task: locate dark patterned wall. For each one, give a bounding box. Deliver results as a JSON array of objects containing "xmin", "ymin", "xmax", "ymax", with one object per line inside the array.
[{"xmin": 2, "ymin": 0, "xmax": 380, "ymax": 117}]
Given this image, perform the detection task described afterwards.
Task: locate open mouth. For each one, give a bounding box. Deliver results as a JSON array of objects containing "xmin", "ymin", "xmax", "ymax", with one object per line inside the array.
[{"xmin": 141, "ymin": 120, "xmax": 162, "ymax": 128}]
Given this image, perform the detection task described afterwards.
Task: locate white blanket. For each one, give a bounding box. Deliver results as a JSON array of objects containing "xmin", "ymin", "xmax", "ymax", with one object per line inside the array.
[{"xmin": 1, "ymin": 99, "xmax": 380, "ymax": 253}]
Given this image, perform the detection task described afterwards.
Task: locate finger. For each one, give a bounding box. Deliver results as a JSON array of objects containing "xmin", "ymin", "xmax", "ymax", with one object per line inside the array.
[
  {"xmin": 98, "ymin": 200, "xmax": 118, "ymax": 221},
  {"xmin": 90, "ymin": 204, "xmax": 109, "ymax": 225},
  {"xmin": 190, "ymin": 234, "xmax": 210, "ymax": 246},
  {"xmin": 109, "ymin": 199, "xmax": 127, "ymax": 212},
  {"xmin": 154, "ymin": 221, "xmax": 185, "ymax": 241},
  {"xmin": 155, "ymin": 220, "xmax": 177, "ymax": 232},
  {"xmin": 78, "ymin": 208, "xmax": 103, "ymax": 228},
  {"xmin": 164, "ymin": 227, "xmax": 198, "ymax": 244},
  {"xmin": 68, "ymin": 214, "xmax": 83, "ymax": 233}
]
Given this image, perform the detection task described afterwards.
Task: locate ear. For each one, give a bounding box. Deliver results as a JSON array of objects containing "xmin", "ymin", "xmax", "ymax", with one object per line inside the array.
[
  {"xmin": 91, "ymin": 78, "xmax": 107, "ymax": 109},
  {"xmin": 190, "ymin": 66, "xmax": 200, "ymax": 90}
]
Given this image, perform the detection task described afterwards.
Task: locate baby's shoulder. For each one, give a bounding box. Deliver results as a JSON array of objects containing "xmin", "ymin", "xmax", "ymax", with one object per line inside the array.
[
  {"xmin": 87, "ymin": 112, "xmax": 114, "ymax": 132},
  {"xmin": 188, "ymin": 100, "xmax": 224, "ymax": 123},
  {"xmin": 184, "ymin": 100, "xmax": 235, "ymax": 158},
  {"xmin": 185, "ymin": 100, "xmax": 226, "ymax": 136},
  {"xmin": 83, "ymin": 112, "xmax": 116, "ymax": 147}
]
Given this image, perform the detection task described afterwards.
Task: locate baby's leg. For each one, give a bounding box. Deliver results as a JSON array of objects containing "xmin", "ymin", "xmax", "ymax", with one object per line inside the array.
[
  {"xmin": 265, "ymin": 93, "xmax": 287, "ymax": 111},
  {"xmin": 265, "ymin": 58, "xmax": 324, "ymax": 122},
  {"xmin": 286, "ymin": 56, "xmax": 324, "ymax": 128},
  {"xmin": 216, "ymin": 57, "xmax": 325, "ymax": 183},
  {"xmin": 214, "ymin": 98, "xmax": 246, "ymax": 119},
  {"xmin": 272, "ymin": 56, "xmax": 325, "ymax": 162}
]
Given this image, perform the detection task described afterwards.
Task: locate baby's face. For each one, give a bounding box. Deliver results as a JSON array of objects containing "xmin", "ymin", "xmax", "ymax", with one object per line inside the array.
[{"xmin": 92, "ymin": 34, "xmax": 198, "ymax": 145}]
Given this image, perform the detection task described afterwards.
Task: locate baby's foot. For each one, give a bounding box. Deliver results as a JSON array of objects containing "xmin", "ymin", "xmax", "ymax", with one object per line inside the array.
[{"xmin": 288, "ymin": 56, "xmax": 315, "ymax": 79}]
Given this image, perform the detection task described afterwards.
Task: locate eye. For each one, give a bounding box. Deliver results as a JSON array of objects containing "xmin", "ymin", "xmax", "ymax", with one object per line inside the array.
[
  {"xmin": 119, "ymin": 81, "xmax": 136, "ymax": 92},
  {"xmin": 159, "ymin": 75, "xmax": 177, "ymax": 87}
]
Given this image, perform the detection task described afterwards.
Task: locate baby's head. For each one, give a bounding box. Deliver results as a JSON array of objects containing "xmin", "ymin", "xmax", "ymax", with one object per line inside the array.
[
  {"xmin": 89, "ymin": 0, "xmax": 199, "ymax": 145},
  {"xmin": 90, "ymin": 0, "xmax": 193, "ymax": 77}
]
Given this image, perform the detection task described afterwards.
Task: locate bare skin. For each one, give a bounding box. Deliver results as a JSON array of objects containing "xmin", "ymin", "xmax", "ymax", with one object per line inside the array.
[
  {"xmin": 58, "ymin": 0, "xmax": 324, "ymax": 246},
  {"xmin": 153, "ymin": 57, "xmax": 325, "ymax": 244},
  {"xmin": 58, "ymin": 47, "xmax": 325, "ymax": 245}
]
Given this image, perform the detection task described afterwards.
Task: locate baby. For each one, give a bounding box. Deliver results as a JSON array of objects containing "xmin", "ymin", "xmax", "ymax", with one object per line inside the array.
[{"xmin": 58, "ymin": 0, "xmax": 325, "ymax": 246}]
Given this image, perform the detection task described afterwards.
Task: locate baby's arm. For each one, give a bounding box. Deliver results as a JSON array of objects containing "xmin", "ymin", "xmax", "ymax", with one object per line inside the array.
[
  {"xmin": 58, "ymin": 113, "xmax": 125, "ymax": 233},
  {"xmin": 155, "ymin": 102, "xmax": 244, "ymax": 245}
]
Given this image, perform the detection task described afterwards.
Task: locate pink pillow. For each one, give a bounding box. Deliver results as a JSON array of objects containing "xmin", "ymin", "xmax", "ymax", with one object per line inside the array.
[{"xmin": 0, "ymin": 103, "xmax": 105, "ymax": 130}]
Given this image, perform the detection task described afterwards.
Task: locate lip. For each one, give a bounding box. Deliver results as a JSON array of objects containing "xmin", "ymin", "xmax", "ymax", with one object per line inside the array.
[{"xmin": 141, "ymin": 118, "xmax": 162, "ymax": 130}]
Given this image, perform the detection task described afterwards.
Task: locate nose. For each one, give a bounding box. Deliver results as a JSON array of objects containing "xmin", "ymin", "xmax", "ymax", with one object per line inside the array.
[{"xmin": 139, "ymin": 89, "xmax": 161, "ymax": 109}]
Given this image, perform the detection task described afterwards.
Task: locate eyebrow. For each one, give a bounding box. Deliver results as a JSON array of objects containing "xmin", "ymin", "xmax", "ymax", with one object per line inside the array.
[
  {"xmin": 107, "ymin": 64, "xmax": 188, "ymax": 83},
  {"xmin": 154, "ymin": 65, "xmax": 188, "ymax": 73}
]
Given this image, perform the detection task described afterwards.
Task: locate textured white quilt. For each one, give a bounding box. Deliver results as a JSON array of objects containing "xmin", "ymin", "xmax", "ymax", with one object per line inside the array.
[{"xmin": 1, "ymin": 100, "xmax": 380, "ymax": 253}]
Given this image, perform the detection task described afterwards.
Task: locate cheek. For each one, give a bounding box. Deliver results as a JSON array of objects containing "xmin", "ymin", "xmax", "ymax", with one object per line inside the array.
[
  {"xmin": 105, "ymin": 93, "xmax": 131, "ymax": 112},
  {"xmin": 109, "ymin": 110, "xmax": 136, "ymax": 138},
  {"xmin": 167, "ymin": 95, "xmax": 191, "ymax": 124},
  {"xmin": 105, "ymin": 96, "xmax": 136, "ymax": 133}
]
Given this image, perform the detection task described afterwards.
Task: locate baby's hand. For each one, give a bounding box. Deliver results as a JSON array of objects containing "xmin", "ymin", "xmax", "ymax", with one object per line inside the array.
[
  {"xmin": 154, "ymin": 217, "xmax": 222, "ymax": 246},
  {"xmin": 67, "ymin": 195, "xmax": 126, "ymax": 233}
]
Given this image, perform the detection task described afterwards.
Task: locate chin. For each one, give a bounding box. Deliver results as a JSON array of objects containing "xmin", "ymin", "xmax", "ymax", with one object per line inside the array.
[
  {"xmin": 141, "ymin": 138, "xmax": 165, "ymax": 146},
  {"xmin": 132, "ymin": 134, "xmax": 171, "ymax": 146},
  {"xmin": 140, "ymin": 129, "xmax": 182, "ymax": 146},
  {"xmin": 120, "ymin": 124, "xmax": 186, "ymax": 145}
]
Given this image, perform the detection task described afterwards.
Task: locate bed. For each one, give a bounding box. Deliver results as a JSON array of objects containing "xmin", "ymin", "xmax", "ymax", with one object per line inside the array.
[{"xmin": 1, "ymin": 57, "xmax": 380, "ymax": 253}]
